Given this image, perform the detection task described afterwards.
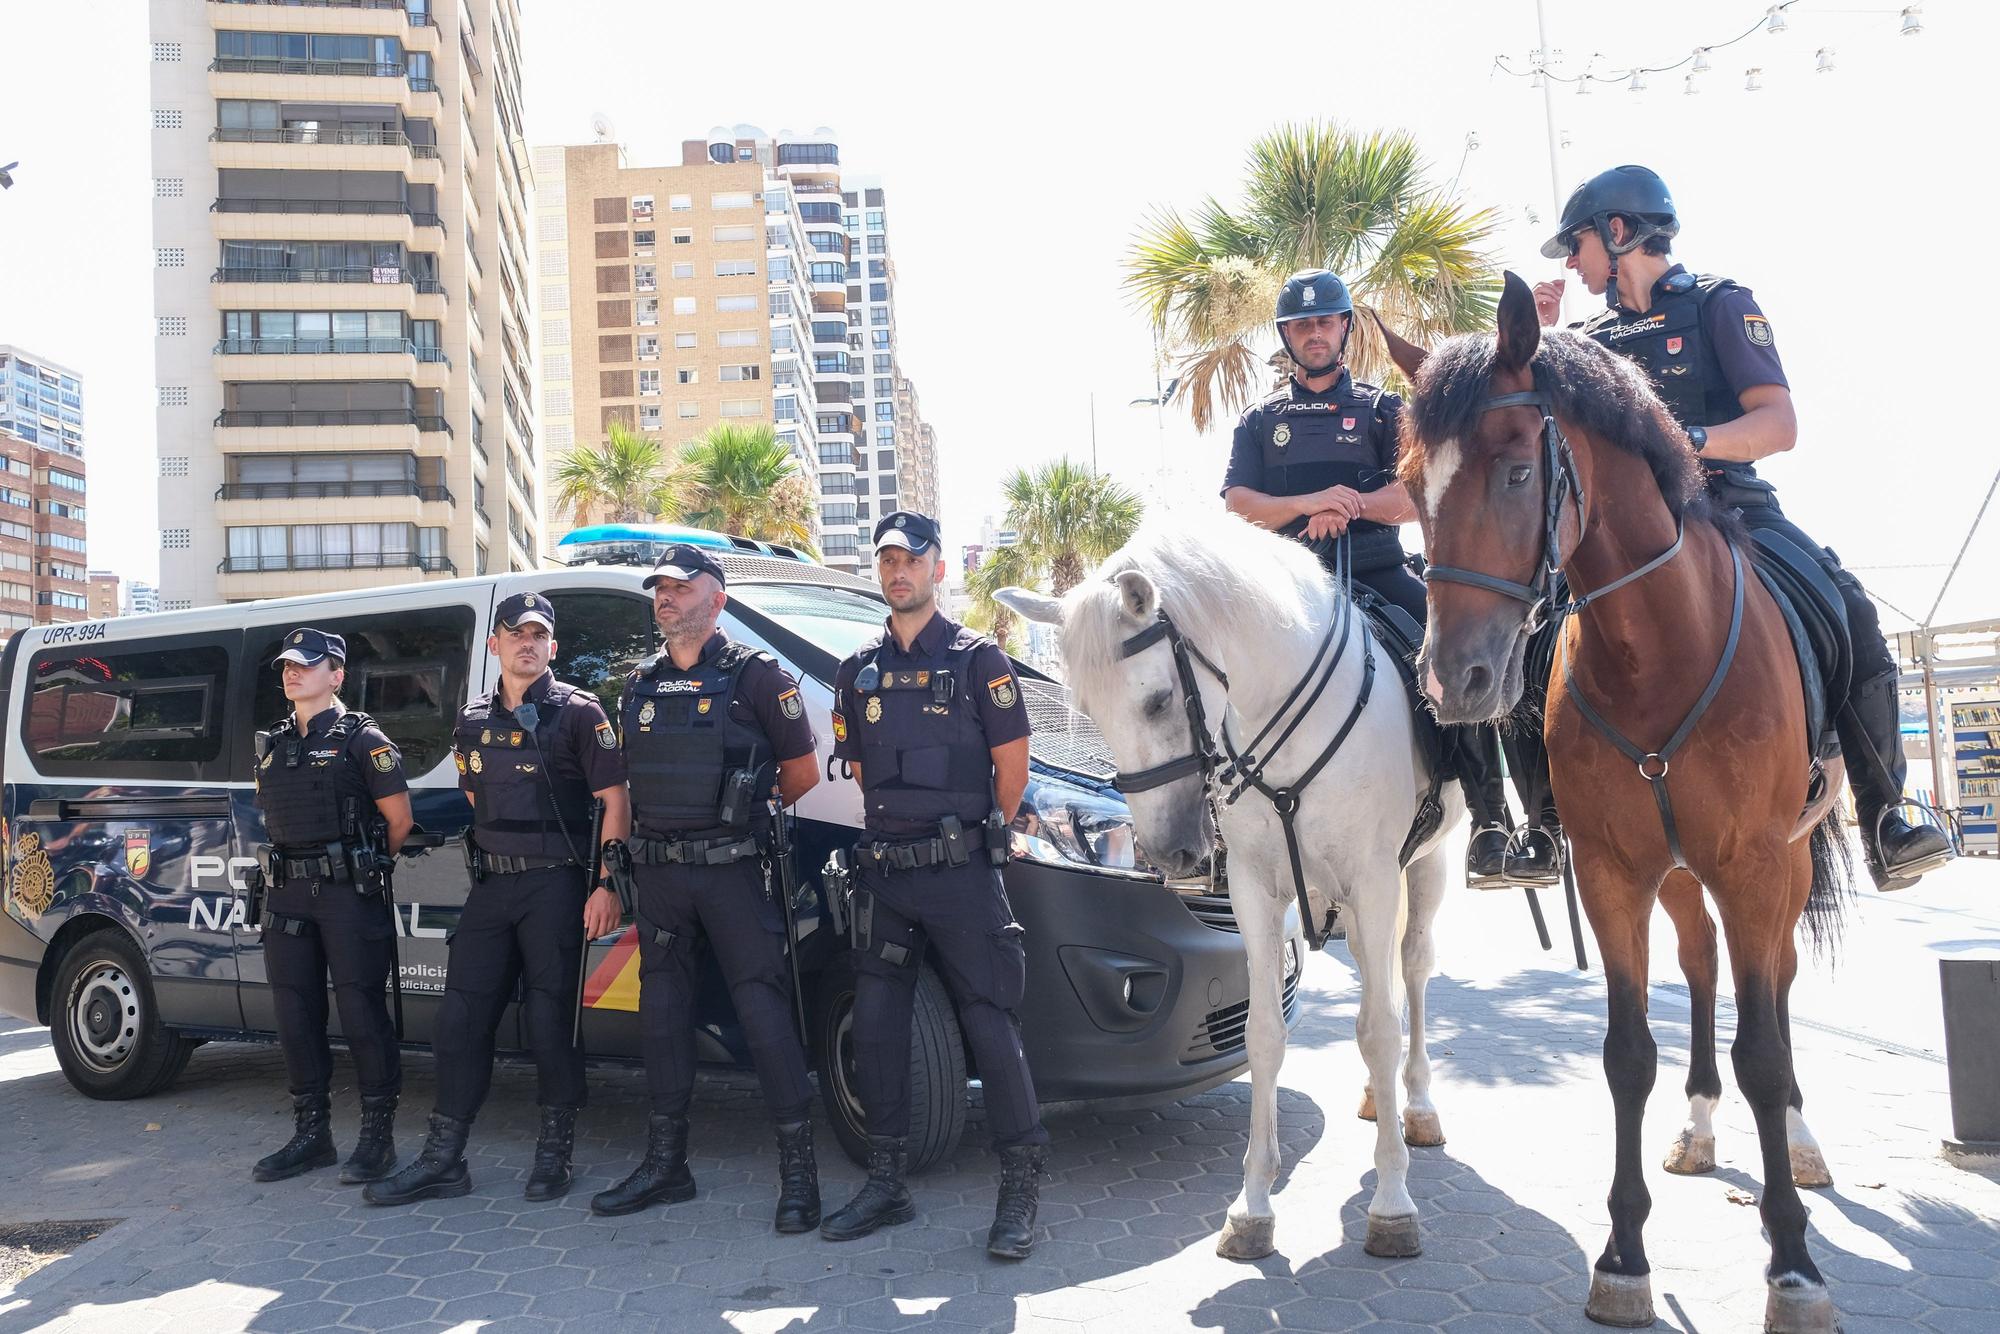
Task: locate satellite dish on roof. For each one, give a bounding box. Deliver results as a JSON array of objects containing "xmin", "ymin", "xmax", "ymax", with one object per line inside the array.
[{"xmin": 590, "ymin": 113, "xmax": 615, "ymax": 144}]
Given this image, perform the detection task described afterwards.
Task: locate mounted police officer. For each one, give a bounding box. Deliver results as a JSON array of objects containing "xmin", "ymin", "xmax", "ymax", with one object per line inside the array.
[
  {"xmin": 588, "ymin": 544, "xmax": 825, "ymax": 1231},
  {"xmin": 250, "ymin": 628, "xmax": 413, "ymax": 1185},
  {"xmin": 1536, "ymin": 164, "xmax": 1953, "ymax": 891},
  {"xmin": 366, "ymin": 592, "xmax": 631, "ymax": 1205},
  {"xmin": 821, "ymin": 510, "xmax": 1049, "ymax": 1260},
  {"xmin": 1223, "ymin": 269, "xmax": 1548, "ymax": 887}
]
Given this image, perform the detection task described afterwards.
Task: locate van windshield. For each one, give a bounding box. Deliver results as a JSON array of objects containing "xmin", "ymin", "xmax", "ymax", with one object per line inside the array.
[{"xmin": 726, "ymin": 582, "xmax": 887, "ymax": 660}]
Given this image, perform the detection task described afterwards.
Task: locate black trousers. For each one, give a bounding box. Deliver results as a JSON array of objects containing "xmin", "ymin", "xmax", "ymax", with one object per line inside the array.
[
  {"xmin": 432, "ymin": 866, "xmax": 587, "ymax": 1119},
  {"xmin": 1733, "ymin": 501, "xmax": 1897, "ymax": 685},
  {"xmin": 852, "ymin": 859, "xmax": 1048, "ymax": 1150},
  {"xmin": 633, "ymin": 859, "xmax": 814, "ymax": 1124},
  {"xmin": 265, "ymin": 872, "xmax": 400, "ymax": 1101}
]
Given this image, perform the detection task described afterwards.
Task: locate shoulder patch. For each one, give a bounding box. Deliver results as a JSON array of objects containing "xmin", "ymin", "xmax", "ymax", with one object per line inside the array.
[
  {"xmin": 369, "ymin": 744, "xmax": 397, "ymax": 774},
  {"xmin": 988, "ymin": 674, "xmax": 1018, "ymax": 710},
  {"xmin": 454, "ymin": 749, "xmax": 468, "ymax": 775},
  {"xmin": 595, "ymin": 719, "xmax": 618, "ymax": 749},
  {"xmin": 778, "ymin": 687, "xmax": 803, "ymax": 720},
  {"xmin": 831, "ymin": 711, "xmax": 848, "ymax": 743},
  {"xmin": 1743, "ymin": 314, "xmax": 1774, "ymax": 347}
]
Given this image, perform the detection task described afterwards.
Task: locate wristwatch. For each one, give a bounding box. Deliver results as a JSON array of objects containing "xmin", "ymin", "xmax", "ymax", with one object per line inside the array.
[{"xmin": 1687, "ymin": 426, "xmax": 1708, "ymax": 453}]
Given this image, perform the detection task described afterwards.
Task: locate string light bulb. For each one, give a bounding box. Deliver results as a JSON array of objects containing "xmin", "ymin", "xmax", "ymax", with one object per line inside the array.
[
  {"xmin": 1530, "ymin": 68, "xmax": 1545, "ymax": 89},
  {"xmin": 1684, "ymin": 73, "xmax": 1700, "ymax": 95},
  {"xmin": 1901, "ymin": 5, "xmax": 1923, "ymax": 36},
  {"xmin": 1576, "ymin": 75, "xmax": 1592, "ymax": 95},
  {"xmin": 1692, "ymin": 47, "xmax": 1713, "ymax": 74},
  {"xmin": 1815, "ymin": 47, "xmax": 1836, "ymax": 73},
  {"xmin": 1745, "ymin": 67, "xmax": 1764, "ymax": 92},
  {"xmin": 1765, "ymin": 5, "xmax": 1789, "ymax": 35},
  {"xmin": 1628, "ymin": 70, "xmax": 1647, "ymax": 92}
]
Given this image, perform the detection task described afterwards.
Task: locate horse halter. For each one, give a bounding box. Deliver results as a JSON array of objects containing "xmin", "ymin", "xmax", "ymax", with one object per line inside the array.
[{"xmin": 1421, "ymin": 389, "xmax": 1685, "ymax": 626}]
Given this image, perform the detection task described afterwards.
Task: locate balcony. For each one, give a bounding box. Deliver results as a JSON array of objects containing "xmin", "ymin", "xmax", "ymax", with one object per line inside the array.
[
  {"xmin": 213, "ymin": 338, "xmax": 451, "ymax": 368},
  {"xmin": 211, "ymin": 125, "xmax": 441, "ymax": 159},
  {"xmin": 216, "ymin": 481, "xmax": 454, "ymax": 502},
  {"xmin": 210, "ymin": 57, "xmax": 406, "ymax": 78},
  {"xmin": 207, "ymin": 1, "xmax": 416, "ymax": 10},
  {"xmin": 214, "ymin": 198, "xmax": 444, "ymax": 229},
  {"xmin": 219, "ymin": 552, "xmax": 454, "ymax": 574},
  {"xmin": 212, "ymin": 267, "xmax": 445, "ymax": 300},
  {"xmin": 214, "ymin": 408, "xmax": 451, "ymax": 434}
]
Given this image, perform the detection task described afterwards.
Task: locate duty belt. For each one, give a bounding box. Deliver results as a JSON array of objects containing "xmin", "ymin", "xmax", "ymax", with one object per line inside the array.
[
  {"xmin": 857, "ymin": 827, "xmax": 987, "ymax": 872},
  {"xmin": 473, "ymin": 851, "xmax": 578, "ymax": 876},
  {"xmin": 632, "ymin": 834, "xmax": 761, "ymax": 866},
  {"xmin": 274, "ymin": 849, "xmax": 349, "ymax": 883}
]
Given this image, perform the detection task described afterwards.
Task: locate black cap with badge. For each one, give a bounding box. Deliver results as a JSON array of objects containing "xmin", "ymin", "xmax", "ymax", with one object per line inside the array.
[
  {"xmin": 272, "ymin": 627, "xmax": 347, "ymax": 668},
  {"xmin": 494, "ymin": 590, "xmax": 556, "ymax": 633},
  {"xmin": 642, "ymin": 542, "xmax": 727, "ymax": 590},
  {"xmin": 872, "ymin": 510, "xmax": 940, "ymax": 555}
]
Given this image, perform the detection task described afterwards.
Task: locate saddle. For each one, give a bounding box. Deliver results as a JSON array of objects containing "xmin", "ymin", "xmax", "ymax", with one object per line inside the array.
[
  {"xmin": 1350, "ymin": 588, "xmax": 1452, "ymax": 865},
  {"xmin": 1746, "ymin": 529, "xmax": 1849, "ymax": 780}
]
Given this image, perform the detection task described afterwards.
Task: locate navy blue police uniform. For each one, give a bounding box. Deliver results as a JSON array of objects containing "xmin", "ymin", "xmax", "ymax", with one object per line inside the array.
[
  {"xmin": 251, "ymin": 627, "xmax": 407, "ymax": 1183},
  {"xmin": 1577, "ymin": 264, "xmax": 1950, "ymax": 887}
]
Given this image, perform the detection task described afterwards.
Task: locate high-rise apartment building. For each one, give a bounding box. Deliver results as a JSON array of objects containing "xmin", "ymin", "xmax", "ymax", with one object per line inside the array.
[
  {"xmin": 128, "ymin": 580, "xmax": 164, "ymax": 616},
  {"xmin": 0, "ymin": 346, "xmax": 90, "ymax": 644},
  {"xmin": 88, "ymin": 571, "xmax": 123, "ymax": 620},
  {"xmin": 0, "ymin": 345, "xmax": 85, "ymax": 456},
  {"xmin": 149, "ymin": 0, "xmax": 538, "ymax": 608}
]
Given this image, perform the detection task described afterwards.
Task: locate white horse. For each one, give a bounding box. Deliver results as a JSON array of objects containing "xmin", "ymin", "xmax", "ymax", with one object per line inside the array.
[{"xmin": 999, "ymin": 513, "xmax": 1462, "ymax": 1261}]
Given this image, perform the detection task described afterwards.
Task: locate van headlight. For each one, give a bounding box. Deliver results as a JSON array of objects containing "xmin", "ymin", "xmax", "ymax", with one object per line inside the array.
[{"xmin": 1008, "ymin": 772, "xmax": 1159, "ymax": 879}]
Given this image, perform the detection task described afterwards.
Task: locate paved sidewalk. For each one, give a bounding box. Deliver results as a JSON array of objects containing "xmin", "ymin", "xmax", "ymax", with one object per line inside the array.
[{"xmin": 2, "ymin": 840, "xmax": 1996, "ymax": 1332}]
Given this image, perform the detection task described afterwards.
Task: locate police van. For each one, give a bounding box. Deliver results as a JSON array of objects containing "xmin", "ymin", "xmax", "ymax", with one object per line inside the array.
[{"xmin": 0, "ymin": 527, "xmax": 1302, "ymax": 1169}]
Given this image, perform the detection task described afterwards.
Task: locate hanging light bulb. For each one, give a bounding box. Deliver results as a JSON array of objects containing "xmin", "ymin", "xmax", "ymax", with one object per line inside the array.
[
  {"xmin": 1531, "ymin": 68, "xmax": 1545, "ymax": 89},
  {"xmin": 1815, "ymin": 47, "xmax": 1836, "ymax": 73},
  {"xmin": 1684, "ymin": 73, "xmax": 1700, "ymax": 95},
  {"xmin": 1901, "ymin": 5, "xmax": 1924, "ymax": 36},
  {"xmin": 1766, "ymin": 5, "xmax": 1789, "ymax": 35},
  {"xmin": 1576, "ymin": 75, "xmax": 1592, "ymax": 96},
  {"xmin": 1628, "ymin": 70, "xmax": 1647, "ymax": 92},
  {"xmin": 1745, "ymin": 67, "xmax": 1764, "ymax": 92},
  {"xmin": 1692, "ymin": 47, "xmax": 1712, "ymax": 74}
]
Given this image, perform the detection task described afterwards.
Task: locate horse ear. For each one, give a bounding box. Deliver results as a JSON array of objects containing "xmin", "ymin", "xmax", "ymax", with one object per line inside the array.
[
  {"xmin": 1114, "ymin": 570, "xmax": 1158, "ymax": 623},
  {"xmin": 993, "ymin": 586, "xmax": 1062, "ymax": 625},
  {"xmin": 1495, "ymin": 271, "xmax": 1542, "ymax": 375},
  {"xmin": 1370, "ymin": 310, "xmax": 1429, "ymax": 380}
]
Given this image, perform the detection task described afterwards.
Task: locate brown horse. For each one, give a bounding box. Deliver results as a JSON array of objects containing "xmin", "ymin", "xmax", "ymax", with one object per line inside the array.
[{"xmin": 1392, "ymin": 273, "xmax": 1850, "ymax": 1333}]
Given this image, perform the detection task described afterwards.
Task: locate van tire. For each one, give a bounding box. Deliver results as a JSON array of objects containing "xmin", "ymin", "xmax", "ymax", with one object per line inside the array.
[
  {"xmin": 811, "ymin": 955, "xmax": 967, "ymax": 1174},
  {"xmin": 49, "ymin": 929, "xmax": 193, "ymax": 1100}
]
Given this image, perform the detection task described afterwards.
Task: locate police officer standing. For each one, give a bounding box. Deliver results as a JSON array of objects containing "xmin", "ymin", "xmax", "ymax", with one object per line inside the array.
[
  {"xmin": 1222, "ymin": 270, "xmax": 1539, "ymax": 887},
  {"xmin": 366, "ymin": 593, "xmax": 631, "ymax": 1205},
  {"xmin": 1535, "ymin": 165, "xmax": 1954, "ymax": 891},
  {"xmin": 820, "ymin": 510, "xmax": 1049, "ymax": 1260},
  {"xmin": 251, "ymin": 628, "xmax": 413, "ymax": 1184},
  {"xmin": 588, "ymin": 544, "xmax": 825, "ymax": 1231}
]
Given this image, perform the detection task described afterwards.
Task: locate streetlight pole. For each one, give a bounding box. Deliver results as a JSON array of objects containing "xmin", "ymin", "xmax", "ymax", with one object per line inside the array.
[{"xmin": 1534, "ymin": 0, "xmax": 1567, "ymax": 321}]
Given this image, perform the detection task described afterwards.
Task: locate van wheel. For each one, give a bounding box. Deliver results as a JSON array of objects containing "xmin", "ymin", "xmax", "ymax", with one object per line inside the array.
[
  {"xmin": 812, "ymin": 954, "xmax": 967, "ymax": 1173},
  {"xmin": 49, "ymin": 929, "xmax": 192, "ymax": 1100}
]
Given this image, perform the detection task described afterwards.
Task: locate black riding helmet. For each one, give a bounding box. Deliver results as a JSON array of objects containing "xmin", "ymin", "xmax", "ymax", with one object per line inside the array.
[
  {"xmin": 1541, "ymin": 165, "xmax": 1681, "ymax": 308},
  {"xmin": 1274, "ymin": 269, "xmax": 1354, "ymax": 376}
]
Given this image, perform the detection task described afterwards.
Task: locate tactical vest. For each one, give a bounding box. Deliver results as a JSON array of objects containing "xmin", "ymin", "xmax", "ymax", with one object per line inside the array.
[
  {"xmin": 1253, "ymin": 379, "xmax": 1407, "ymax": 570},
  {"xmin": 456, "ymin": 681, "xmax": 593, "ymax": 859},
  {"xmin": 622, "ymin": 642, "xmax": 775, "ymax": 837},
  {"xmin": 1578, "ymin": 274, "xmax": 1761, "ymax": 489},
  {"xmin": 852, "ymin": 631, "xmax": 997, "ymax": 835},
  {"xmin": 254, "ymin": 710, "xmax": 372, "ymax": 850}
]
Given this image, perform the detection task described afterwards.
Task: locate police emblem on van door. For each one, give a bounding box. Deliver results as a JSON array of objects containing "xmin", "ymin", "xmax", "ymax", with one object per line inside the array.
[
  {"xmin": 9, "ymin": 831, "xmax": 55, "ymax": 919},
  {"xmin": 865, "ymin": 696, "xmax": 883, "ymax": 724},
  {"xmin": 989, "ymin": 675, "xmax": 1018, "ymax": 709},
  {"xmin": 639, "ymin": 699, "xmax": 656, "ymax": 726},
  {"xmin": 125, "ymin": 830, "xmax": 152, "ymax": 879},
  {"xmin": 1273, "ymin": 422, "xmax": 1291, "ymax": 448}
]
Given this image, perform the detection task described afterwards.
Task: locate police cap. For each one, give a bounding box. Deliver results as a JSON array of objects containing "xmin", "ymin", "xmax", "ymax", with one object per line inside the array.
[
  {"xmin": 272, "ymin": 627, "xmax": 346, "ymax": 668},
  {"xmin": 494, "ymin": 590, "xmax": 556, "ymax": 633},
  {"xmin": 872, "ymin": 510, "xmax": 940, "ymax": 555},
  {"xmin": 642, "ymin": 542, "xmax": 727, "ymax": 590}
]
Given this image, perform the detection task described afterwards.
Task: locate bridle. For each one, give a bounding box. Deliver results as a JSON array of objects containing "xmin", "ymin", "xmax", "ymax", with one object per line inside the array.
[
  {"xmin": 1111, "ymin": 542, "xmax": 1376, "ymax": 951},
  {"xmin": 1417, "ymin": 383, "xmax": 1741, "ymax": 876}
]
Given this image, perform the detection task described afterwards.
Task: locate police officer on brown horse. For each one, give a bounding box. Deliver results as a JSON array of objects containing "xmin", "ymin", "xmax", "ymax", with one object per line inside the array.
[
  {"xmin": 1536, "ymin": 165, "xmax": 1953, "ymax": 891},
  {"xmin": 251, "ymin": 627, "xmax": 413, "ymax": 1185}
]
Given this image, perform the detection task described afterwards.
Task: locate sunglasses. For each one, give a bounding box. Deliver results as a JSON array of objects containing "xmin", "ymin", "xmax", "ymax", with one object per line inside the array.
[{"xmin": 1561, "ymin": 228, "xmax": 1590, "ymax": 258}]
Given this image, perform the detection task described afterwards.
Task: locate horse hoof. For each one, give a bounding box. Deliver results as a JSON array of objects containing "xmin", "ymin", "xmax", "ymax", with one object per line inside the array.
[
  {"xmin": 1216, "ymin": 1213, "xmax": 1276, "ymax": 1261},
  {"xmin": 1663, "ymin": 1129, "xmax": 1717, "ymax": 1175},
  {"xmin": 1789, "ymin": 1143, "xmax": 1834, "ymax": 1190},
  {"xmin": 1402, "ymin": 1108, "xmax": 1446, "ymax": 1147},
  {"xmin": 1765, "ymin": 1273, "xmax": 1838, "ymax": 1333},
  {"xmin": 1585, "ymin": 1270, "xmax": 1655, "ymax": 1328},
  {"xmin": 1357, "ymin": 1089, "xmax": 1377, "ymax": 1122},
  {"xmin": 1363, "ymin": 1212, "xmax": 1421, "ymax": 1258}
]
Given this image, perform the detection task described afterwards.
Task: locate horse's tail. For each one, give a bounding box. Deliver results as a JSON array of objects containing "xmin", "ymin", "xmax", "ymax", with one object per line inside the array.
[{"xmin": 1800, "ymin": 808, "xmax": 1855, "ymax": 961}]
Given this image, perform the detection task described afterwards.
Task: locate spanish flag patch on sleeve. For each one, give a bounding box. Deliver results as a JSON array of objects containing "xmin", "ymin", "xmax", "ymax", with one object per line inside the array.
[{"xmin": 831, "ymin": 711, "xmax": 848, "ymax": 742}]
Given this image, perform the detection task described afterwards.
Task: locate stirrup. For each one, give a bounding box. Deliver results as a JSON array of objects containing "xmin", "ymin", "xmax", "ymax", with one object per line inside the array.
[
  {"xmin": 1500, "ymin": 825, "xmax": 1564, "ymax": 888},
  {"xmin": 1870, "ymin": 799, "xmax": 1955, "ymax": 890},
  {"xmin": 1465, "ymin": 824, "xmax": 1511, "ymax": 890}
]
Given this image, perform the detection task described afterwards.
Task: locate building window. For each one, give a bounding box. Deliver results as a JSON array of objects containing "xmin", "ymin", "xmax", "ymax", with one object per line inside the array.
[
  {"xmin": 717, "ymin": 330, "xmax": 758, "ymax": 348},
  {"xmin": 869, "ymin": 260, "xmax": 887, "ymax": 278},
  {"xmin": 872, "ymin": 330, "xmax": 891, "ymax": 348},
  {"xmin": 712, "ymin": 224, "xmax": 756, "ymax": 244},
  {"xmin": 875, "ymin": 377, "xmax": 894, "ymax": 396},
  {"xmin": 871, "ymin": 307, "xmax": 890, "ymax": 326},
  {"xmin": 631, "ymin": 194, "xmax": 655, "ymax": 221},
  {"xmin": 638, "ymin": 369, "xmax": 660, "ymax": 396},
  {"xmin": 720, "ymin": 399, "xmax": 761, "ymax": 418},
  {"xmin": 672, "ymin": 229, "xmax": 693, "ymax": 245},
  {"xmin": 867, "ymin": 235, "xmax": 886, "ymax": 254},
  {"xmin": 671, "ymin": 296, "xmax": 696, "ymax": 315},
  {"xmin": 669, "ymin": 194, "xmax": 692, "ymax": 212},
  {"xmin": 639, "ymin": 405, "xmax": 662, "ymax": 429},
  {"xmin": 873, "ymin": 354, "xmax": 892, "ymax": 373},
  {"xmin": 677, "ymin": 368, "xmax": 697, "ymax": 384},
  {"xmin": 719, "ymin": 364, "xmax": 761, "ymax": 382},
  {"xmin": 633, "ymin": 264, "xmax": 656, "ymax": 292},
  {"xmin": 711, "ymin": 192, "xmax": 753, "ymax": 210},
  {"xmin": 674, "ymin": 332, "xmax": 698, "ymax": 348},
  {"xmin": 870, "ymin": 282, "xmax": 888, "ymax": 301},
  {"xmin": 715, "ymin": 260, "xmax": 757, "ymax": 277},
  {"xmin": 716, "ymin": 295, "xmax": 757, "ymax": 313},
  {"xmin": 637, "ymin": 297, "xmax": 660, "ymax": 325},
  {"xmin": 876, "ymin": 425, "xmax": 895, "ymax": 444},
  {"xmin": 677, "ymin": 401, "xmax": 699, "ymax": 419},
  {"xmin": 637, "ymin": 334, "xmax": 660, "ymax": 359},
  {"xmin": 866, "ymin": 210, "xmax": 885, "ymax": 231},
  {"xmin": 634, "ymin": 229, "xmax": 656, "ymax": 255}
]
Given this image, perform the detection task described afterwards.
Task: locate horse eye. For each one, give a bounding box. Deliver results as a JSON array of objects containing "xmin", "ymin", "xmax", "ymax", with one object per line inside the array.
[
  {"xmin": 1507, "ymin": 464, "xmax": 1533, "ymax": 487},
  {"xmin": 1143, "ymin": 690, "xmax": 1172, "ymax": 719}
]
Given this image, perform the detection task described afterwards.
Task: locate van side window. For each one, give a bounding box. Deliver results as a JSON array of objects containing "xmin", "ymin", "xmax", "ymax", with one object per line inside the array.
[
  {"xmin": 244, "ymin": 608, "xmax": 476, "ymax": 779},
  {"xmin": 546, "ymin": 591, "xmax": 656, "ymax": 720},
  {"xmin": 27, "ymin": 644, "xmax": 231, "ymax": 774}
]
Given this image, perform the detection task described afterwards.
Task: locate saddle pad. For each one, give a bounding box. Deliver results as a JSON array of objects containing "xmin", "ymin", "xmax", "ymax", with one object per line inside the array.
[{"xmin": 1747, "ymin": 530, "xmax": 1849, "ymax": 766}]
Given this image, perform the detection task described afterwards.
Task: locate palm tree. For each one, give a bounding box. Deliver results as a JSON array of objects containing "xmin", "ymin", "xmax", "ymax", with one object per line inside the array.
[
  {"xmin": 1002, "ymin": 460, "xmax": 1144, "ymax": 595},
  {"xmin": 1126, "ymin": 121, "xmax": 1502, "ymax": 430},
  {"xmin": 663, "ymin": 423, "xmax": 818, "ymax": 555},
  {"xmin": 962, "ymin": 542, "xmax": 1035, "ymax": 655},
  {"xmin": 552, "ymin": 420, "xmax": 669, "ymax": 526}
]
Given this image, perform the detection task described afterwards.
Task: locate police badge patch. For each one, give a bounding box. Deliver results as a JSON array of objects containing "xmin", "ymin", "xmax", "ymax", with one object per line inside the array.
[
  {"xmin": 778, "ymin": 688, "xmax": 803, "ymax": 720},
  {"xmin": 989, "ymin": 674, "xmax": 1018, "ymax": 709},
  {"xmin": 832, "ymin": 711, "xmax": 848, "ymax": 742},
  {"xmin": 370, "ymin": 745, "xmax": 396, "ymax": 774},
  {"xmin": 639, "ymin": 699, "xmax": 656, "ymax": 726},
  {"xmin": 469, "ymin": 750, "xmax": 484, "ymax": 774},
  {"xmin": 1743, "ymin": 315, "xmax": 1774, "ymax": 347},
  {"xmin": 595, "ymin": 720, "xmax": 618, "ymax": 749},
  {"xmin": 1272, "ymin": 422, "xmax": 1292, "ymax": 448},
  {"xmin": 865, "ymin": 696, "xmax": 883, "ymax": 724}
]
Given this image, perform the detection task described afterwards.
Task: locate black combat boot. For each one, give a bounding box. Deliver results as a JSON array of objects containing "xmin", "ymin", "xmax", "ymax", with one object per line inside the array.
[
  {"xmin": 339, "ymin": 1094, "xmax": 399, "ymax": 1184},
  {"xmin": 819, "ymin": 1135, "xmax": 914, "ymax": 1241},
  {"xmin": 987, "ymin": 1144, "xmax": 1047, "ymax": 1260},
  {"xmin": 773, "ymin": 1120, "xmax": 821, "ymax": 1234},
  {"xmin": 590, "ymin": 1114, "xmax": 695, "ymax": 1216},
  {"xmin": 524, "ymin": 1105, "xmax": 579, "ymax": 1201},
  {"xmin": 1502, "ymin": 823, "xmax": 1564, "ymax": 887},
  {"xmin": 363, "ymin": 1112, "xmax": 472, "ymax": 1205},
  {"xmin": 253, "ymin": 1094, "xmax": 336, "ymax": 1182},
  {"xmin": 1842, "ymin": 670, "xmax": 1954, "ymax": 891},
  {"xmin": 1464, "ymin": 824, "xmax": 1510, "ymax": 888}
]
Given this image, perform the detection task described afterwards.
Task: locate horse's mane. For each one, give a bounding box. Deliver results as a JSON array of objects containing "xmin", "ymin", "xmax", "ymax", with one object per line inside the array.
[
  {"xmin": 1062, "ymin": 512, "xmax": 1329, "ymax": 714},
  {"xmin": 1396, "ymin": 329, "xmax": 1722, "ymax": 526}
]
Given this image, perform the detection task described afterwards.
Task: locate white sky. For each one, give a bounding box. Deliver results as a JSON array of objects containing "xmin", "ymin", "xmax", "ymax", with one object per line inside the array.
[{"xmin": 2, "ymin": 0, "xmax": 1992, "ymax": 628}]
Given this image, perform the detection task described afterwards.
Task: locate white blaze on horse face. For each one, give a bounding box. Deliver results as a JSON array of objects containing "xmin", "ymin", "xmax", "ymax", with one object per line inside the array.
[{"xmin": 1422, "ymin": 439, "xmax": 1463, "ymax": 523}]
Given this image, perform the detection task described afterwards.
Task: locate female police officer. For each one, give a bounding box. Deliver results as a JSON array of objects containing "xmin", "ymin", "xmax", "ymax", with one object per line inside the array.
[{"xmin": 251, "ymin": 627, "xmax": 414, "ymax": 1185}]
